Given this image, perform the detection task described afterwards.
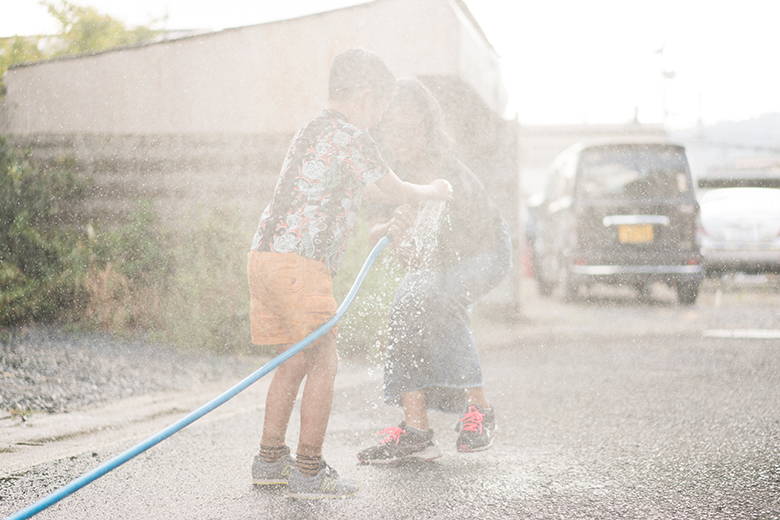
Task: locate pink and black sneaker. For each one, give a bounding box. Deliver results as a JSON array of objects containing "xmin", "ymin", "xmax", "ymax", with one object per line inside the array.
[
  {"xmin": 357, "ymin": 422, "xmax": 442, "ymax": 464},
  {"xmin": 456, "ymin": 405, "xmax": 496, "ymax": 453}
]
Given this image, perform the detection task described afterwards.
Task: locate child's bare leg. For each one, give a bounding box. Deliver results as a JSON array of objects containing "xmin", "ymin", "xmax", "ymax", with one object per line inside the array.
[
  {"xmin": 465, "ymin": 386, "xmax": 491, "ymax": 408},
  {"xmin": 261, "ymin": 346, "xmax": 307, "ymax": 448},
  {"xmin": 296, "ymin": 332, "xmax": 339, "ymax": 474},
  {"xmin": 402, "ymin": 390, "xmax": 429, "ymax": 430}
]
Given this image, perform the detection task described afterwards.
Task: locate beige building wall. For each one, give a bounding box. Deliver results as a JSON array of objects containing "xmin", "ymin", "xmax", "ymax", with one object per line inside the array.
[{"xmin": 1, "ymin": 0, "xmax": 503, "ymax": 136}]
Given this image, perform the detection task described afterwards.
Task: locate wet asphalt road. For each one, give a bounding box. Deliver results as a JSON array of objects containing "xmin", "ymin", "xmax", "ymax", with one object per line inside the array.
[{"xmin": 3, "ymin": 275, "xmax": 780, "ymax": 519}]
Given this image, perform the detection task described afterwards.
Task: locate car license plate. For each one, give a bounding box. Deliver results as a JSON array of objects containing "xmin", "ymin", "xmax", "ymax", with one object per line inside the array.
[
  {"xmin": 619, "ymin": 224, "xmax": 654, "ymax": 244},
  {"xmin": 725, "ymin": 228, "xmax": 758, "ymax": 243}
]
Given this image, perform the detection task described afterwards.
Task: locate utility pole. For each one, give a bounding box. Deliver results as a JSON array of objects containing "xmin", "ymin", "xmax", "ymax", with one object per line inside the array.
[{"xmin": 655, "ymin": 45, "xmax": 675, "ymax": 125}]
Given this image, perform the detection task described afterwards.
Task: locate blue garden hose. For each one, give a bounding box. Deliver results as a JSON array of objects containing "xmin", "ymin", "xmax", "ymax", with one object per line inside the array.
[{"xmin": 5, "ymin": 236, "xmax": 391, "ymax": 520}]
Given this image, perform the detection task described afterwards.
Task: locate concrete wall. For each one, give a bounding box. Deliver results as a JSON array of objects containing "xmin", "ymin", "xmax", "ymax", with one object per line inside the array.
[{"xmin": 1, "ymin": 0, "xmax": 504, "ymax": 136}]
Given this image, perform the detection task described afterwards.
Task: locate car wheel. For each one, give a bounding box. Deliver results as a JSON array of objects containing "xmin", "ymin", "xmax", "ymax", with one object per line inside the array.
[
  {"xmin": 676, "ymin": 281, "xmax": 699, "ymax": 305},
  {"xmin": 534, "ymin": 253, "xmax": 555, "ymax": 296},
  {"xmin": 536, "ymin": 276, "xmax": 554, "ymax": 296},
  {"xmin": 559, "ymin": 267, "xmax": 578, "ymax": 302},
  {"xmin": 634, "ymin": 282, "xmax": 651, "ymax": 302}
]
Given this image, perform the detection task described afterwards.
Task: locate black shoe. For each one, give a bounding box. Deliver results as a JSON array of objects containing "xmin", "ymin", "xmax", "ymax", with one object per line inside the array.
[
  {"xmin": 456, "ymin": 405, "xmax": 496, "ymax": 453},
  {"xmin": 357, "ymin": 422, "xmax": 442, "ymax": 464}
]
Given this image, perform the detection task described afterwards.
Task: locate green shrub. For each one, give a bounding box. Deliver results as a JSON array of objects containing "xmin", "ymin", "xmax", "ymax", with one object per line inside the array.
[
  {"xmin": 159, "ymin": 204, "xmax": 252, "ymax": 354},
  {"xmin": 0, "ymin": 133, "xmax": 401, "ymax": 357},
  {"xmin": 71, "ymin": 200, "xmax": 174, "ymax": 331},
  {"xmin": 0, "ymin": 137, "xmax": 89, "ymax": 324},
  {"xmin": 332, "ymin": 216, "xmax": 404, "ymax": 360},
  {"xmin": 0, "ymin": 136, "xmax": 173, "ymax": 330}
]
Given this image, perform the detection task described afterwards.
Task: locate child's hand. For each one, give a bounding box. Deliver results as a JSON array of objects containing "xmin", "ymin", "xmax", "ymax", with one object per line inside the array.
[
  {"xmin": 387, "ymin": 204, "xmax": 417, "ymax": 243},
  {"xmin": 429, "ymin": 179, "xmax": 453, "ymax": 200}
]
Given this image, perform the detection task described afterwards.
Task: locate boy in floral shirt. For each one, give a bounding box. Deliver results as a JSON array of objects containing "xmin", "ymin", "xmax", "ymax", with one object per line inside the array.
[{"xmin": 248, "ymin": 48, "xmax": 451, "ymax": 499}]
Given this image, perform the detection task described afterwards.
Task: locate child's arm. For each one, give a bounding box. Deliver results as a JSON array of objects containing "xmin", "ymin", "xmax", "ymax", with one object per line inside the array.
[
  {"xmin": 367, "ymin": 204, "xmax": 417, "ymax": 245},
  {"xmin": 364, "ymin": 170, "xmax": 452, "ymax": 204}
]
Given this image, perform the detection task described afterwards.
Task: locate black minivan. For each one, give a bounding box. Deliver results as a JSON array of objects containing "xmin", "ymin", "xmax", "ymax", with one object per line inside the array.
[{"xmin": 532, "ymin": 141, "xmax": 703, "ymax": 304}]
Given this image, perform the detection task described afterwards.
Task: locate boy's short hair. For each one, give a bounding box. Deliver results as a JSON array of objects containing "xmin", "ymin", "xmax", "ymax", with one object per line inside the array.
[{"xmin": 328, "ymin": 48, "xmax": 396, "ymax": 101}]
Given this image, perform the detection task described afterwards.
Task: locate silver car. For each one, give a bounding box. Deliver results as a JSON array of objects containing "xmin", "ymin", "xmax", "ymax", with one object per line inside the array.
[{"xmin": 699, "ymin": 187, "xmax": 780, "ymax": 274}]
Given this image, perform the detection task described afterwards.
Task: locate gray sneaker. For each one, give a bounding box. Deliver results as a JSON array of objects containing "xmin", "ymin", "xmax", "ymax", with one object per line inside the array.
[
  {"xmin": 252, "ymin": 446, "xmax": 295, "ymax": 485},
  {"xmin": 357, "ymin": 422, "xmax": 442, "ymax": 464},
  {"xmin": 287, "ymin": 460, "xmax": 359, "ymax": 499}
]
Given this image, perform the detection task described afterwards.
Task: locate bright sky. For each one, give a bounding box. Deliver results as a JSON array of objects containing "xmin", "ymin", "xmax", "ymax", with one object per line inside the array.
[{"xmin": 3, "ymin": 0, "xmax": 780, "ymax": 129}]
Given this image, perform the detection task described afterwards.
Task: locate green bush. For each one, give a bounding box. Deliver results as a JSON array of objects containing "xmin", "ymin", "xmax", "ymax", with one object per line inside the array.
[
  {"xmin": 0, "ymin": 137, "xmax": 89, "ymax": 324},
  {"xmin": 332, "ymin": 216, "xmax": 405, "ymax": 360},
  {"xmin": 0, "ymin": 133, "xmax": 401, "ymax": 357},
  {"xmin": 0, "ymin": 136, "xmax": 173, "ymax": 330},
  {"xmin": 0, "ymin": 135, "xmax": 250, "ymax": 351},
  {"xmin": 71, "ymin": 200, "xmax": 174, "ymax": 331},
  {"xmin": 159, "ymin": 204, "xmax": 252, "ymax": 354}
]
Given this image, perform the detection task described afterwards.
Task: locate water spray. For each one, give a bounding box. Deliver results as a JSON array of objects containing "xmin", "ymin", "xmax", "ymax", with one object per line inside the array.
[{"xmin": 4, "ymin": 236, "xmax": 392, "ymax": 520}]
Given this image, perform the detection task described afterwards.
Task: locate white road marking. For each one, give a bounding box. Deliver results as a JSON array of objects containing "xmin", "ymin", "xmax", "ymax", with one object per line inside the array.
[{"xmin": 704, "ymin": 329, "xmax": 780, "ymax": 339}]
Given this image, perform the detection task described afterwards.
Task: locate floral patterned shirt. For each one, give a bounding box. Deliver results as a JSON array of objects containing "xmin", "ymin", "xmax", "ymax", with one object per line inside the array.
[{"xmin": 251, "ymin": 109, "xmax": 390, "ymax": 273}]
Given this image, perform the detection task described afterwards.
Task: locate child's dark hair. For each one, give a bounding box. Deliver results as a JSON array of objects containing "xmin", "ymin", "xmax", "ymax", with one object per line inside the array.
[
  {"xmin": 328, "ymin": 49, "xmax": 396, "ymax": 101},
  {"xmin": 381, "ymin": 78, "xmax": 454, "ymax": 161}
]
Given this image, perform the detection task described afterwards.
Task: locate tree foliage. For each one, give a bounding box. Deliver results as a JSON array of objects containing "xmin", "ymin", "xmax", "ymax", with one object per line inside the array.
[
  {"xmin": 42, "ymin": 0, "xmax": 161, "ymax": 55},
  {"xmin": 0, "ymin": 0, "xmax": 161, "ymax": 94}
]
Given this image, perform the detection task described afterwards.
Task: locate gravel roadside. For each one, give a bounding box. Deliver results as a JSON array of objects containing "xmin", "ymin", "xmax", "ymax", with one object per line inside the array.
[{"xmin": 0, "ymin": 326, "xmax": 266, "ymax": 416}]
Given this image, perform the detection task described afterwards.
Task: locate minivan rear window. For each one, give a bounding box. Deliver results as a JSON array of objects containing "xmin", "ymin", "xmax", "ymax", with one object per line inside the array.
[{"xmin": 578, "ymin": 146, "xmax": 690, "ymax": 199}]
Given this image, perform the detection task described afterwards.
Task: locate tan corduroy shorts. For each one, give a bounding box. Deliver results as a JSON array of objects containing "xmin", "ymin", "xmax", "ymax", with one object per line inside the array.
[{"xmin": 247, "ymin": 251, "xmax": 337, "ymax": 346}]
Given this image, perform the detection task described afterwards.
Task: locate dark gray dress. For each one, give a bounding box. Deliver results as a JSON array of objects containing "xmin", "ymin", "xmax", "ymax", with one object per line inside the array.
[{"xmin": 373, "ymin": 157, "xmax": 511, "ymax": 414}]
